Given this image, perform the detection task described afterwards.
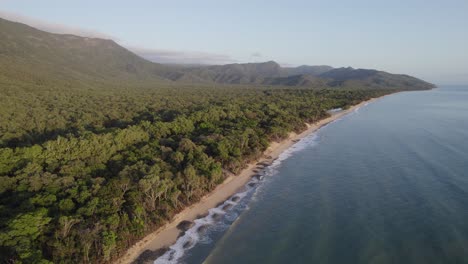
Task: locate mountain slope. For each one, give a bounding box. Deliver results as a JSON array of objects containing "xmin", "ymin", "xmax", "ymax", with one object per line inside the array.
[
  {"xmin": 179, "ymin": 61, "xmax": 283, "ymax": 84},
  {"xmin": 283, "ymin": 65, "xmax": 334, "ymax": 76},
  {"xmin": 319, "ymin": 67, "xmax": 435, "ymax": 89},
  {"xmin": 0, "ymin": 17, "xmax": 435, "ymax": 90},
  {"xmin": 0, "ymin": 18, "xmax": 181, "ymax": 85},
  {"xmin": 262, "ymin": 74, "xmax": 329, "ymax": 87}
]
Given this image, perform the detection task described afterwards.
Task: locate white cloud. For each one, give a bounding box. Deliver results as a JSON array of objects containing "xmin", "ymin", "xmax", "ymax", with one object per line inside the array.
[
  {"xmin": 278, "ymin": 62, "xmax": 298, "ymax": 68},
  {"xmin": 251, "ymin": 52, "xmax": 262, "ymax": 58},
  {"xmin": 129, "ymin": 46, "xmax": 236, "ymax": 65}
]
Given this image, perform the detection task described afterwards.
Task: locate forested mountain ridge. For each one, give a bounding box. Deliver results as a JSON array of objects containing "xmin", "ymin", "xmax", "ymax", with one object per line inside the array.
[
  {"xmin": 316, "ymin": 67, "xmax": 436, "ymax": 90},
  {"xmin": 173, "ymin": 62, "xmax": 435, "ymax": 89},
  {"xmin": 0, "ymin": 17, "xmax": 435, "ymax": 90},
  {"xmin": 179, "ymin": 61, "xmax": 284, "ymax": 84},
  {"xmin": 0, "ymin": 17, "xmax": 435, "ymax": 264},
  {"xmin": 0, "ymin": 18, "xmax": 184, "ymax": 84},
  {"xmin": 284, "ymin": 65, "xmax": 334, "ymax": 76}
]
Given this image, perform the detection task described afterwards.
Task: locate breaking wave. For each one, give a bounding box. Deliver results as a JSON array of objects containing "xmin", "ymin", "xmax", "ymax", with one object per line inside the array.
[{"xmin": 154, "ymin": 132, "xmax": 321, "ymax": 263}]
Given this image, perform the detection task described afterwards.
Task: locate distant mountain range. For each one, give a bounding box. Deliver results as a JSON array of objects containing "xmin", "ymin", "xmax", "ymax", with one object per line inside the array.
[{"xmin": 0, "ymin": 17, "xmax": 435, "ymax": 90}]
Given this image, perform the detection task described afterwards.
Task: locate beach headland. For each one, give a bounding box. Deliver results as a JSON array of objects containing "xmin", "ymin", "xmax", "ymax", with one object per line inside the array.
[{"xmin": 117, "ymin": 96, "xmax": 385, "ymax": 264}]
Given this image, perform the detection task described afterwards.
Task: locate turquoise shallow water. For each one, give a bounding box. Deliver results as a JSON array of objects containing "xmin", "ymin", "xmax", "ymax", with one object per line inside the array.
[{"xmin": 161, "ymin": 86, "xmax": 468, "ymax": 264}]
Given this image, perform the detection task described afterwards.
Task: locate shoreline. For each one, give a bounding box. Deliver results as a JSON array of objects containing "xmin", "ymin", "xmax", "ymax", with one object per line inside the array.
[{"xmin": 117, "ymin": 96, "xmax": 385, "ymax": 264}]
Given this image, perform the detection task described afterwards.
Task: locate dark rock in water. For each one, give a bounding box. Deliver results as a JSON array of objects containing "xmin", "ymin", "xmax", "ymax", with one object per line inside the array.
[
  {"xmin": 248, "ymin": 182, "xmax": 256, "ymax": 187},
  {"xmin": 231, "ymin": 196, "xmax": 241, "ymax": 202},
  {"xmin": 177, "ymin": 231, "xmax": 186, "ymax": 238},
  {"xmin": 253, "ymin": 174, "xmax": 262, "ymax": 180},
  {"xmin": 215, "ymin": 200, "xmax": 226, "ymax": 207},
  {"xmin": 196, "ymin": 212, "xmax": 209, "ymax": 219},
  {"xmin": 256, "ymin": 161, "xmax": 271, "ymax": 168},
  {"xmin": 183, "ymin": 240, "xmax": 192, "ymax": 249},
  {"xmin": 132, "ymin": 248, "xmax": 169, "ymax": 264},
  {"xmin": 222, "ymin": 204, "xmax": 233, "ymax": 211},
  {"xmin": 168, "ymin": 250, "xmax": 175, "ymax": 261},
  {"xmin": 212, "ymin": 213, "xmax": 223, "ymax": 221},
  {"xmin": 197, "ymin": 225, "xmax": 208, "ymax": 233},
  {"xmin": 177, "ymin": 220, "xmax": 194, "ymax": 231}
]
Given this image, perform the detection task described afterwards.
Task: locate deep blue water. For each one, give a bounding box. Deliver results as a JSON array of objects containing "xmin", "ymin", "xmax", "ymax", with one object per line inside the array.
[{"xmin": 158, "ymin": 86, "xmax": 468, "ymax": 264}]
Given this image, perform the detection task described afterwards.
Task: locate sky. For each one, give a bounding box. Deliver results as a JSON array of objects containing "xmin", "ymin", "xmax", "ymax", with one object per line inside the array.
[{"xmin": 0, "ymin": 0, "xmax": 467, "ymax": 84}]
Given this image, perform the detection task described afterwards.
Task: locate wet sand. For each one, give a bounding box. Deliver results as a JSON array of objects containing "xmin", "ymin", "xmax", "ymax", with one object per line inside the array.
[{"xmin": 117, "ymin": 96, "xmax": 383, "ymax": 264}]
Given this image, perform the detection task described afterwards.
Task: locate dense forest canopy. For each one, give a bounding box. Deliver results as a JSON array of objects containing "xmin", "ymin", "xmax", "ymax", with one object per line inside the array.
[
  {"xmin": 0, "ymin": 17, "xmax": 434, "ymax": 264},
  {"xmin": 0, "ymin": 80, "xmax": 395, "ymax": 263}
]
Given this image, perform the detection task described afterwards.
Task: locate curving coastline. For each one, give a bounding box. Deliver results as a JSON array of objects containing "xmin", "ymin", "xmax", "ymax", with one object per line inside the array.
[{"xmin": 117, "ymin": 96, "xmax": 386, "ymax": 264}]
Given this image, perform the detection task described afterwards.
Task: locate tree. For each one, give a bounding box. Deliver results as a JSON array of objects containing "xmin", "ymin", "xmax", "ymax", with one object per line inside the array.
[
  {"xmin": 181, "ymin": 165, "xmax": 200, "ymax": 202},
  {"xmin": 0, "ymin": 208, "xmax": 52, "ymax": 262}
]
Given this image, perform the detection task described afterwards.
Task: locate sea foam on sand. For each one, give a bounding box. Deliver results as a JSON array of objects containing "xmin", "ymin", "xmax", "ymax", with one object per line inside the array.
[{"xmin": 154, "ymin": 133, "xmax": 320, "ymax": 264}]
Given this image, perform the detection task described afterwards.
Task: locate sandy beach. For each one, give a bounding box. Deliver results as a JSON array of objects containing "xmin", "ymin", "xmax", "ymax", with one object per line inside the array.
[{"xmin": 117, "ymin": 96, "xmax": 383, "ymax": 264}]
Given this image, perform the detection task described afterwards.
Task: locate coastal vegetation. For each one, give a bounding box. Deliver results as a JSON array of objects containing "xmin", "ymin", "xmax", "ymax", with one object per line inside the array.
[
  {"xmin": 0, "ymin": 84, "xmax": 393, "ymax": 263},
  {"xmin": 0, "ymin": 17, "xmax": 433, "ymax": 263}
]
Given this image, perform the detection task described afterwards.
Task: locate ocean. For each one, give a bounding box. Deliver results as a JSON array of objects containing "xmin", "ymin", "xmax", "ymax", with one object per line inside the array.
[{"xmin": 156, "ymin": 86, "xmax": 468, "ymax": 264}]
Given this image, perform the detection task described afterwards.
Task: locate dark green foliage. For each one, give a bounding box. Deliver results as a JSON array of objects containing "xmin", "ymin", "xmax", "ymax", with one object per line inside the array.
[
  {"xmin": 0, "ymin": 82, "xmax": 393, "ymax": 263},
  {"xmin": 176, "ymin": 61, "xmax": 435, "ymax": 89}
]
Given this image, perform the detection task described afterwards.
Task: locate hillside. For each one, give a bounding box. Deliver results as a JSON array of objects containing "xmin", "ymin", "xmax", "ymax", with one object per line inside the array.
[
  {"xmin": 284, "ymin": 65, "xmax": 334, "ymax": 76},
  {"xmin": 0, "ymin": 17, "xmax": 434, "ymax": 90},
  {"xmin": 0, "ymin": 18, "xmax": 181, "ymax": 85},
  {"xmin": 263, "ymin": 74, "xmax": 329, "ymax": 87},
  {"xmin": 180, "ymin": 61, "xmax": 283, "ymax": 84},
  {"xmin": 176, "ymin": 63, "xmax": 434, "ymax": 89},
  {"xmin": 317, "ymin": 67, "xmax": 436, "ymax": 90}
]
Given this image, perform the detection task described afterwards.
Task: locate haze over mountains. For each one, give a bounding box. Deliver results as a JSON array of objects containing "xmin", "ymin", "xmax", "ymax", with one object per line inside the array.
[{"xmin": 0, "ymin": 17, "xmax": 434, "ymax": 90}]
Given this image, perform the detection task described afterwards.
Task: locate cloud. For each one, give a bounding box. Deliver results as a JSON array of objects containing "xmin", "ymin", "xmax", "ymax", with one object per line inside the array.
[
  {"xmin": 0, "ymin": 10, "xmax": 115, "ymax": 39},
  {"xmin": 129, "ymin": 46, "xmax": 237, "ymax": 65},
  {"xmin": 251, "ymin": 52, "xmax": 262, "ymax": 58},
  {"xmin": 278, "ymin": 62, "xmax": 298, "ymax": 68}
]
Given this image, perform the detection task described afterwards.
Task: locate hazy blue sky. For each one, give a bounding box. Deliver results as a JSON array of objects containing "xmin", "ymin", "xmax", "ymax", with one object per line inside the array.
[{"xmin": 1, "ymin": 0, "xmax": 467, "ymax": 84}]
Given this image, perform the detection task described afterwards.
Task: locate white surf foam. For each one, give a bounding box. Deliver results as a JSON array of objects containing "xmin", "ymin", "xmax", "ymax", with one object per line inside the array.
[
  {"xmin": 154, "ymin": 133, "xmax": 321, "ymax": 264},
  {"xmin": 152, "ymin": 104, "xmax": 382, "ymax": 263},
  {"xmin": 154, "ymin": 185, "xmax": 252, "ymax": 264}
]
